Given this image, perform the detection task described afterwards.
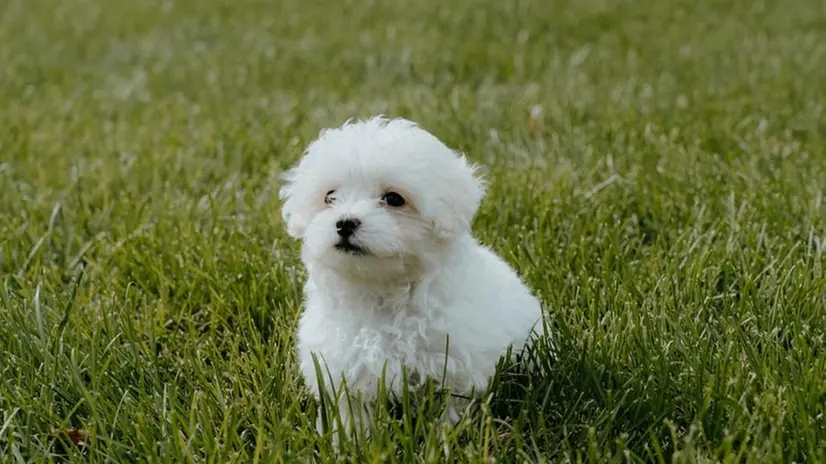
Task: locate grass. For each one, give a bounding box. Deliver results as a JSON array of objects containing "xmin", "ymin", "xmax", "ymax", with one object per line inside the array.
[{"xmin": 1, "ymin": 0, "xmax": 825, "ymax": 461}]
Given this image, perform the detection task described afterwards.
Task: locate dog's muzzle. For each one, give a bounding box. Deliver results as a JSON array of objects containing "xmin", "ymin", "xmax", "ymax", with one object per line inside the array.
[{"xmin": 334, "ymin": 218, "xmax": 366, "ymax": 255}]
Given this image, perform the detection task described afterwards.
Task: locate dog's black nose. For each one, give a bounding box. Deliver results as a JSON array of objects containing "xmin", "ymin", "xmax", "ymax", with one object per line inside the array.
[{"xmin": 336, "ymin": 218, "xmax": 361, "ymax": 237}]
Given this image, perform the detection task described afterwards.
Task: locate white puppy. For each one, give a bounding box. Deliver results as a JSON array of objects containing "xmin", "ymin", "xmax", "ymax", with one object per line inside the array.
[{"xmin": 280, "ymin": 116, "xmax": 544, "ymax": 438}]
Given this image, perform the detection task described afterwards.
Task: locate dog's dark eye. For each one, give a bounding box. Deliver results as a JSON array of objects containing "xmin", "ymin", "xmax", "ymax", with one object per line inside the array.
[
  {"xmin": 324, "ymin": 190, "xmax": 336, "ymax": 205},
  {"xmin": 381, "ymin": 192, "xmax": 405, "ymax": 208}
]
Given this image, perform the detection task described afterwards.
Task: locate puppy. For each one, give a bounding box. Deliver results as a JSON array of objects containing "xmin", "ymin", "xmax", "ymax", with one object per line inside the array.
[{"xmin": 280, "ymin": 116, "xmax": 544, "ymax": 439}]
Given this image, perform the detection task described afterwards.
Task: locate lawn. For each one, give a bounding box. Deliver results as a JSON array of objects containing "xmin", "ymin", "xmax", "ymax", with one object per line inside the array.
[{"xmin": 1, "ymin": 0, "xmax": 825, "ymax": 461}]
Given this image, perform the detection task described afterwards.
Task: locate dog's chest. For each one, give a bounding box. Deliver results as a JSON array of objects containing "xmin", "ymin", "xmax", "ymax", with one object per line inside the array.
[
  {"xmin": 339, "ymin": 303, "xmax": 442, "ymax": 363},
  {"xmin": 299, "ymin": 291, "xmax": 453, "ymax": 391}
]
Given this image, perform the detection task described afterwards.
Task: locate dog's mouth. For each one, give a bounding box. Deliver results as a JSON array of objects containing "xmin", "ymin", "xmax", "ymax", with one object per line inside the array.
[{"xmin": 335, "ymin": 240, "xmax": 367, "ymax": 256}]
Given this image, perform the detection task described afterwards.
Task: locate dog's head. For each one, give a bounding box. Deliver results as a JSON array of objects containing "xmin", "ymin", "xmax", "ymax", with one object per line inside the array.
[{"xmin": 279, "ymin": 116, "xmax": 485, "ymax": 280}]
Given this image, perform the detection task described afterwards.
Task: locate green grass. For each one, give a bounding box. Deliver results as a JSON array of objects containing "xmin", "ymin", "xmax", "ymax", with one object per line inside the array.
[{"xmin": 1, "ymin": 0, "xmax": 825, "ymax": 461}]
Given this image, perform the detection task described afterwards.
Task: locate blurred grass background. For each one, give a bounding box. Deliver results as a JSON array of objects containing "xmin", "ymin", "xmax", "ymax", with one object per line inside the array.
[{"xmin": 1, "ymin": 0, "xmax": 825, "ymax": 461}]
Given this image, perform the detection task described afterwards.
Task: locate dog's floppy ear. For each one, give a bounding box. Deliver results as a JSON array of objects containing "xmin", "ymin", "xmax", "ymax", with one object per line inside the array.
[
  {"xmin": 279, "ymin": 167, "xmax": 311, "ymax": 238},
  {"xmin": 279, "ymin": 127, "xmax": 342, "ymax": 239},
  {"xmin": 430, "ymin": 156, "xmax": 486, "ymax": 239}
]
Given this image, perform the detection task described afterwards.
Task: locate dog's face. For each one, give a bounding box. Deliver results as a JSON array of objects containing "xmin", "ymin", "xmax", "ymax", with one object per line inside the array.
[{"xmin": 279, "ymin": 117, "xmax": 485, "ymax": 280}]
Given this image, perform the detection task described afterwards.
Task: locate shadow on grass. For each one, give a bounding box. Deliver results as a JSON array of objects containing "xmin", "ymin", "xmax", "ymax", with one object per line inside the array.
[{"xmin": 484, "ymin": 318, "xmax": 687, "ymax": 462}]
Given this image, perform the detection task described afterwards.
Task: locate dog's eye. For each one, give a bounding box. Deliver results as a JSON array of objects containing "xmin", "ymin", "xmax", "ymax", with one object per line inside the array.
[
  {"xmin": 381, "ymin": 192, "xmax": 405, "ymax": 208},
  {"xmin": 324, "ymin": 190, "xmax": 336, "ymax": 205}
]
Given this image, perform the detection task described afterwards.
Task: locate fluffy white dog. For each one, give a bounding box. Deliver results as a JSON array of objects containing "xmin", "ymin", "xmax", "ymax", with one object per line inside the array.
[{"xmin": 280, "ymin": 116, "xmax": 544, "ymax": 438}]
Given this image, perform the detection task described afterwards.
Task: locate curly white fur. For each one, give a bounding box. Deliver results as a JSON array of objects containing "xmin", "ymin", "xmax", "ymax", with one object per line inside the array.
[{"xmin": 280, "ymin": 116, "xmax": 545, "ymax": 438}]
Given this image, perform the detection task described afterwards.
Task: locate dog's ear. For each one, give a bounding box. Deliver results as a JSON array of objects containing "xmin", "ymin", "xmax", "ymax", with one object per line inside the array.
[
  {"xmin": 430, "ymin": 156, "xmax": 486, "ymax": 239},
  {"xmin": 279, "ymin": 127, "xmax": 342, "ymax": 239},
  {"xmin": 279, "ymin": 168, "xmax": 311, "ymax": 239}
]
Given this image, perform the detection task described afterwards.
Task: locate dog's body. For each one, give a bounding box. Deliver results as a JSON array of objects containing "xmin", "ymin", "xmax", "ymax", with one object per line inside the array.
[{"xmin": 280, "ymin": 117, "xmax": 544, "ymax": 437}]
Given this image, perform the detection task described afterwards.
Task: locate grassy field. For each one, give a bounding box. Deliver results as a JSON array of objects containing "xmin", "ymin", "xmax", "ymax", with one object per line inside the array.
[{"xmin": 1, "ymin": 0, "xmax": 825, "ymax": 461}]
